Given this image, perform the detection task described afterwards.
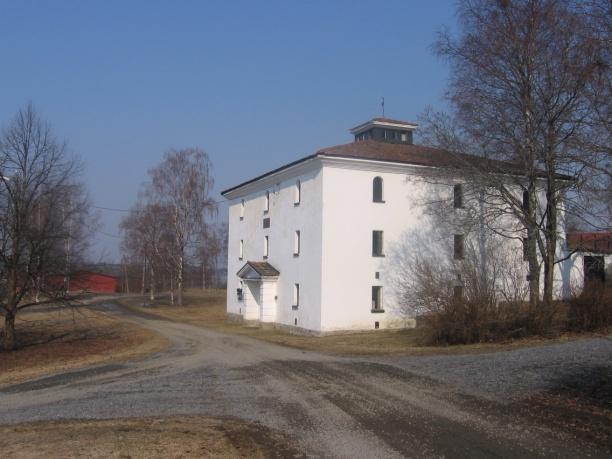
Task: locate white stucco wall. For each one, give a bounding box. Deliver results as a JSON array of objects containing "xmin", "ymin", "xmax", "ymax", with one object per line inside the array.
[
  {"xmin": 319, "ymin": 160, "xmax": 425, "ymax": 331},
  {"xmin": 225, "ymin": 161, "xmax": 324, "ymax": 331},
  {"xmin": 225, "ymin": 154, "xmax": 590, "ymax": 333}
]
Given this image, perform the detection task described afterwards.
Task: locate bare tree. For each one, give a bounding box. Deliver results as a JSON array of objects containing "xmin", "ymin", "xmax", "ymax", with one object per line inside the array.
[
  {"xmin": 0, "ymin": 103, "xmax": 91, "ymax": 350},
  {"xmin": 420, "ymin": 0, "xmax": 610, "ymax": 316},
  {"xmin": 147, "ymin": 148, "xmax": 217, "ymax": 305},
  {"xmin": 196, "ymin": 222, "xmax": 227, "ymax": 289},
  {"xmin": 389, "ymin": 204, "xmax": 532, "ymax": 344}
]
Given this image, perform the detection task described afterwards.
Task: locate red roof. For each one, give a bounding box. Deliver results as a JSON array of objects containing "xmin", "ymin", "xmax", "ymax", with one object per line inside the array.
[
  {"xmin": 317, "ymin": 140, "xmax": 531, "ymax": 175},
  {"xmin": 567, "ymin": 232, "xmax": 612, "ymax": 254}
]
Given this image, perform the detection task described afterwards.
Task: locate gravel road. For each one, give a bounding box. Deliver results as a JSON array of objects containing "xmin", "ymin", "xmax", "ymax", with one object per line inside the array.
[{"xmin": 0, "ymin": 302, "xmax": 610, "ymax": 458}]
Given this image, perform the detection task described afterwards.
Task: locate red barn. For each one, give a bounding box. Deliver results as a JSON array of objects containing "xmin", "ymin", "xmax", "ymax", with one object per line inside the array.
[{"xmin": 47, "ymin": 271, "xmax": 119, "ymax": 293}]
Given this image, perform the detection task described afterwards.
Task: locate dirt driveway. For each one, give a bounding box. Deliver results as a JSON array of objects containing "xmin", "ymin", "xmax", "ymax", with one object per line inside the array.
[{"xmin": 0, "ymin": 302, "xmax": 609, "ymax": 458}]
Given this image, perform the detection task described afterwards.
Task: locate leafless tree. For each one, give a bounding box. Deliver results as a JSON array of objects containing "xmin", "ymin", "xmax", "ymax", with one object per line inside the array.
[
  {"xmin": 120, "ymin": 200, "xmax": 177, "ymax": 303},
  {"xmin": 389, "ymin": 204, "xmax": 532, "ymax": 343},
  {"xmin": 147, "ymin": 148, "xmax": 217, "ymax": 305},
  {"xmin": 196, "ymin": 222, "xmax": 227, "ymax": 289},
  {"xmin": 0, "ymin": 103, "xmax": 91, "ymax": 350},
  {"xmin": 418, "ymin": 0, "xmax": 610, "ymax": 317}
]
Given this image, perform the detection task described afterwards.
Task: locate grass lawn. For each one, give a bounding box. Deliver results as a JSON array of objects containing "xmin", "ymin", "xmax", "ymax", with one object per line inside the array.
[
  {"xmin": 0, "ymin": 305, "xmax": 169, "ymax": 386},
  {"xmin": 0, "ymin": 416, "xmax": 299, "ymax": 458},
  {"xmin": 117, "ymin": 289, "xmax": 589, "ymax": 356}
]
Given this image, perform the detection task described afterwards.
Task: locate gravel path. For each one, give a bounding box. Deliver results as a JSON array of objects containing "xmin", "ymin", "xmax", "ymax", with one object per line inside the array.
[
  {"xmin": 381, "ymin": 336, "xmax": 612, "ymax": 401},
  {"xmin": 0, "ymin": 302, "xmax": 609, "ymax": 458}
]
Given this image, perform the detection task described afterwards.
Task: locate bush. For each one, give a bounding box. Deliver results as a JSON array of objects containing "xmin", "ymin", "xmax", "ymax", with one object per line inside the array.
[
  {"xmin": 566, "ymin": 285, "xmax": 612, "ymax": 332},
  {"xmin": 417, "ymin": 298, "xmax": 530, "ymax": 345}
]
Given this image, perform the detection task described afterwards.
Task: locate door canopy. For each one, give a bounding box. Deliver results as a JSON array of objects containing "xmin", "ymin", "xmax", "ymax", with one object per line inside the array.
[{"xmin": 237, "ymin": 261, "xmax": 280, "ymax": 280}]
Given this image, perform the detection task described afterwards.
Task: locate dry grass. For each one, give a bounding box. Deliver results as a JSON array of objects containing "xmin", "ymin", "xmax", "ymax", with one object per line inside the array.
[
  {"xmin": 0, "ymin": 416, "xmax": 301, "ymax": 458},
  {"xmin": 0, "ymin": 306, "xmax": 169, "ymax": 386},
  {"xmin": 117, "ymin": 289, "xmax": 594, "ymax": 356}
]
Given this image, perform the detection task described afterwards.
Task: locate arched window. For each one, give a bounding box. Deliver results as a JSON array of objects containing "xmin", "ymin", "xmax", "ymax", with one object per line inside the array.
[{"xmin": 373, "ymin": 176, "xmax": 384, "ymax": 202}]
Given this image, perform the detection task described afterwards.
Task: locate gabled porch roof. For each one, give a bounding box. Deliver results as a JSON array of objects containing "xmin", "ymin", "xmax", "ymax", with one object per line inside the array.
[{"xmin": 237, "ymin": 261, "xmax": 280, "ymax": 280}]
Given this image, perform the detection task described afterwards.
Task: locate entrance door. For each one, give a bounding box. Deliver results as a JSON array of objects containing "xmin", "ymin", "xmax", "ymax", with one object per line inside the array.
[
  {"xmin": 243, "ymin": 280, "xmax": 261, "ymax": 321},
  {"xmin": 584, "ymin": 256, "xmax": 605, "ymax": 284}
]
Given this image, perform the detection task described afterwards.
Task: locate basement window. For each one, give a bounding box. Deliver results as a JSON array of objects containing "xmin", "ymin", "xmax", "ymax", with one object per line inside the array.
[{"xmin": 453, "ymin": 285, "xmax": 463, "ymax": 301}]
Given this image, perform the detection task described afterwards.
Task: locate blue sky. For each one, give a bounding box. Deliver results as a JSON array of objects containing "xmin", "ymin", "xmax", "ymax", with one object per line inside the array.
[{"xmin": 0, "ymin": 0, "xmax": 457, "ymax": 261}]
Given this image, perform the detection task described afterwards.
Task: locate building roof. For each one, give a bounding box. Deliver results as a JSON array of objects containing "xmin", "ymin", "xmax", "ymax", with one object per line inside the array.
[
  {"xmin": 237, "ymin": 261, "xmax": 280, "ymax": 279},
  {"xmin": 317, "ymin": 140, "xmax": 523, "ymax": 172},
  {"xmin": 221, "ymin": 139, "xmax": 571, "ymax": 196},
  {"xmin": 349, "ymin": 118, "xmax": 418, "ymax": 135},
  {"xmin": 567, "ymin": 232, "xmax": 612, "ymax": 254}
]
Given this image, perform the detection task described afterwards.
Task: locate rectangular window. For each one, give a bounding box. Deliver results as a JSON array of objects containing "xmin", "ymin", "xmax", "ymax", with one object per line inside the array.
[
  {"xmin": 264, "ymin": 191, "xmax": 269, "ymax": 213},
  {"xmin": 522, "ymin": 190, "xmax": 530, "ymax": 213},
  {"xmin": 263, "ymin": 217, "xmax": 270, "ymax": 228},
  {"xmin": 454, "ymin": 234, "xmax": 464, "ymax": 260},
  {"xmin": 240, "ymin": 199, "xmax": 245, "ymax": 220},
  {"xmin": 454, "ymin": 184, "xmax": 463, "ymax": 209},
  {"xmin": 453, "ymin": 285, "xmax": 463, "ymax": 301},
  {"xmin": 239, "ymin": 239, "xmax": 243, "ymax": 260},
  {"xmin": 371, "ymin": 286, "xmax": 383, "ymax": 311},
  {"xmin": 293, "ymin": 283, "xmax": 300, "ymax": 308},
  {"xmin": 294, "ymin": 230, "xmax": 300, "ymax": 256},
  {"xmin": 263, "ymin": 236, "xmax": 269, "ymax": 259},
  {"xmin": 522, "ymin": 237, "xmax": 529, "ymax": 261},
  {"xmin": 294, "ymin": 180, "xmax": 301, "ymax": 205},
  {"xmin": 372, "ymin": 230, "xmax": 384, "ymax": 256}
]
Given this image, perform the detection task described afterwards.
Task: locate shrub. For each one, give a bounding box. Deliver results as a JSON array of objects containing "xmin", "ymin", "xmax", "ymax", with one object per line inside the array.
[
  {"xmin": 416, "ymin": 297, "xmax": 530, "ymax": 345},
  {"xmin": 566, "ymin": 285, "xmax": 612, "ymax": 332}
]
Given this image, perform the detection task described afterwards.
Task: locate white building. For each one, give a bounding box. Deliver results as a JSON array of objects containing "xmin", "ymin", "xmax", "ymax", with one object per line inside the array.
[{"xmin": 222, "ymin": 118, "xmax": 587, "ymax": 334}]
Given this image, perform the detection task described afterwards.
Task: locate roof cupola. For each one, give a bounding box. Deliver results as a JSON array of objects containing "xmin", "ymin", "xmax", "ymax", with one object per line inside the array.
[{"xmin": 350, "ymin": 117, "xmax": 417, "ymax": 144}]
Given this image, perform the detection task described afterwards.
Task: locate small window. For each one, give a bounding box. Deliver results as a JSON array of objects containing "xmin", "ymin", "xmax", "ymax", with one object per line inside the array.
[
  {"xmin": 293, "ymin": 283, "xmax": 300, "ymax": 307},
  {"xmin": 294, "ymin": 230, "xmax": 300, "ymax": 256},
  {"xmin": 372, "ymin": 286, "xmax": 383, "ymax": 311},
  {"xmin": 372, "ymin": 230, "xmax": 384, "ymax": 257},
  {"xmin": 453, "ymin": 184, "xmax": 463, "ymax": 209},
  {"xmin": 263, "ymin": 217, "xmax": 270, "ymax": 228},
  {"xmin": 375, "ymin": 271, "xmax": 380, "ymax": 279},
  {"xmin": 264, "ymin": 191, "xmax": 270, "ymax": 213},
  {"xmin": 263, "ymin": 235, "xmax": 269, "ymax": 259},
  {"xmin": 240, "ymin": 199, "xmax": 245, "ymax": 220},
  {"xmin": 522, "ymin": 237, "xmax": 529, "ymax": 261},
  {"xmin": 454, "ymin": 234, "xmax": 464, "ymax": 260},
  {"xmin": 239, "ymin": 239, "xmax": 244, "ymax": 260},
  {"xmin": 294, "ymin": 180, "xmax": 301, "ymax": 205},
  {"xmin": 373, "ymin": 177, "xmax": 384, "ymax": 202}
]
